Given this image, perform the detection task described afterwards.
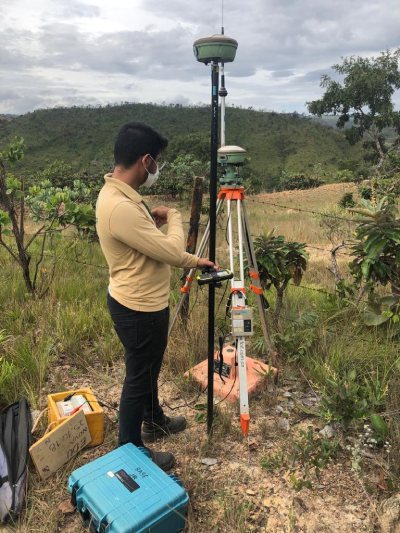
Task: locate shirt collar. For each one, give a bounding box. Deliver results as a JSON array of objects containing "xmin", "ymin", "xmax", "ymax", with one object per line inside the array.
[{"xmin": 104, "ymin": 173, "xmax": 143, "ymax": 204}]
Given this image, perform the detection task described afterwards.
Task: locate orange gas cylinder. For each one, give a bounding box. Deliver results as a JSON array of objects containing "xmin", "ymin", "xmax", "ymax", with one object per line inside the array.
[{"xmin": 185, "ymin": 344, "xmax": 276, "ymax": 403}]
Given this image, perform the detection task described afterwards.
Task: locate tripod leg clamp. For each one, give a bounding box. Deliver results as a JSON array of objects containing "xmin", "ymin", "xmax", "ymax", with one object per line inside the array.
[
  {"xmin": 250, "ymin": 284, "xmax": 263, "ymax": 295},
  {"xmin": 180, "ymin": 276, "xmax": 194, "ymax": 293}
]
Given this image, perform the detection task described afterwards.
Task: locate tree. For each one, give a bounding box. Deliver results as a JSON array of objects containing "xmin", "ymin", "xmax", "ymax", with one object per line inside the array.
[
  {"xmin": 152, "ymin": 154, "xmax": 207, "ymax": 199},
  {"xmin": 0, "ymin": 138, "xmax": 95, "ymax": 295},
  {"xmin": 308, "ymin": 50, "xmax": 400, "ymax": 174},
  {"xmin": 31, "ymin": 160, "xmax": 103, "ymax": 197},
  {"xmin": 254, "ymin": 231, "xmax": 308, "ymax": 327},
  {"xmin": 166, "ymin": 132, "xmax": 210, "ymax": 164}
]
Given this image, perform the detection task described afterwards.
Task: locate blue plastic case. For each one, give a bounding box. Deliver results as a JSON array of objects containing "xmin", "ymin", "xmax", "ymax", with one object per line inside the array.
[{"xmin": 68, "ymin": 444, "xmax": 189, "ymax": 533}]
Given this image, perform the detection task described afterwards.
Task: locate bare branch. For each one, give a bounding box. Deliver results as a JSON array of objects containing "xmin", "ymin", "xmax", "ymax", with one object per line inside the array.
[
  {"xmin": 25, "ymin": 224, "xmax": 46, "ymax": 250},
  {"xmin": 0, "ymin": 237, "xmax": 20, "ymax": 263}
]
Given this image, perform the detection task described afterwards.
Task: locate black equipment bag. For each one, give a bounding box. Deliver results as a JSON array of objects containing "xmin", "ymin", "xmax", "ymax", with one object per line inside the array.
[{"xmin": 0, "ymin": 399, "xmax": 32, "ymax": 523}]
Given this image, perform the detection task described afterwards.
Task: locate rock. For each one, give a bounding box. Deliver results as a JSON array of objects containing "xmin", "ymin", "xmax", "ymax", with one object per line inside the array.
[
  {"xmin": 380, "ymin": 494, "xmax": 400, "ymax": 533},
  {"xmin": 277, "ymin": 418, "xmax": 290, "ymax": 432},
  {"xmin": 248, "ymin": 440, "xmax": 259, "ymax": 451},
  {"xmin": 246, "ymin": 489, "xmax": 256, "ymax": 496},
  {"xmin": 283, "ymin": 391, "xmax": 292, "ymax": 398},
  {"xmin": 301, "ymin": 397, "xmax": 316, "ymax": 407},
  {"xmin": 275, "ymin": 405, "xmax": 284, "ymax": 414},
  {"xmin": 319, "ymin": 424, "xmax": 336, "ymax": 439},
  {"xmin": 201, "ymin": 457, "xmax": 218, "ymax": 466},
  {"xmin": 361, "ymin": 449, "xmax": 375, "ymax": 459}
]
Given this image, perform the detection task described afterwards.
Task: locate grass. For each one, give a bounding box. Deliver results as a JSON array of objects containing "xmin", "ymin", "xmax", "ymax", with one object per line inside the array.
[
  {"xmin": 0, "ymin": 237, "xmax": 115, "ymax": 407},
  {"xmin": 0, "ymin": 182, "xmax": 397, "ymax": 531}
]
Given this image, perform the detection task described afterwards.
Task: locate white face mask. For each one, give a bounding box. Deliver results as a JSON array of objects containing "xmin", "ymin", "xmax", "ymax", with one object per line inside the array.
[{"xmin": 143, "ymin": 156, "xmax": 161, "ymax": 189}]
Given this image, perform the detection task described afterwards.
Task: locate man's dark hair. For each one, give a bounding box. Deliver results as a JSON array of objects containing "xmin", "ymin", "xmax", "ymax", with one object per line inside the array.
[{"xmin": 114, "ymin": 122, "xmax": 168, "ymax": 168}]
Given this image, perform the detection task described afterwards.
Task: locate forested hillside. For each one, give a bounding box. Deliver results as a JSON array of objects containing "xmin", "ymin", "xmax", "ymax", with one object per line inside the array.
[{"xmin": 0, "ymin": 103, "xmax": 363, "ymax": 189}]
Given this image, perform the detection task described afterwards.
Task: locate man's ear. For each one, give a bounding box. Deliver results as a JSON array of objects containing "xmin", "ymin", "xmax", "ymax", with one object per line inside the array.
[{"xmin": 141, "ymin": 153, "xmax": 151, "ymax": 168}]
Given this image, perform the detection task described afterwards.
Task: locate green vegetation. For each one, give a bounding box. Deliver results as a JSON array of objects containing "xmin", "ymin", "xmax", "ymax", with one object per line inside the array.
[
  {"xmin": 0, "ymin": 138, "xmax": 95, "ymax": 294},
  {"xmin": 338, "ymin": 192, "xmax": 356, "ymax": 208},
  {"xmin": 1, "ymin": 179, "xmax": 400, "ymax": 529},
  {"xmin": 261, "ymin": 427, "xmax": 340, "ymax": 489},
  {"xmin": 0, "ymin": 103, "xmax": 364, "ymax": 191},
  {"xmin": 308, "ymin": 49, "xmax": 400, "ymax": 174},
  {"xmin": 278, "ymin": 170, "xmax": 324, "ymax": 191},
  {"xmin": 254, "ymin": 231, "xmax": 308, "ymax": 327},
  {"xmin": 1, "ymin": 48, "xmax": 400, "ymax": 529},
  {"xmin": 349, "ymin": 198, "xmax": 400, "ymax": 297}
]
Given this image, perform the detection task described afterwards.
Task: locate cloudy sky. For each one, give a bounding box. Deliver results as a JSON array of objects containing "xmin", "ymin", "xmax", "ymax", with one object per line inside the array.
[{"xmin": 1, "ymin": 0, "xmax": 399, "ymax": 115}]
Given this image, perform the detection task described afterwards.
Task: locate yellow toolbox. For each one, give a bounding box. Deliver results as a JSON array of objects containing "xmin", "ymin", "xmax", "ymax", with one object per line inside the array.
[{"xmin": 47, "ymin": 388, "xmax": 104, "ymax": 446}]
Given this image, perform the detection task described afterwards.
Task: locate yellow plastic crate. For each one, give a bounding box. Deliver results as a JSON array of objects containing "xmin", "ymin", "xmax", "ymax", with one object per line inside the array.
[{"xmin": 47, "ymin": 388, "xmax": 104, "ymax": 446}]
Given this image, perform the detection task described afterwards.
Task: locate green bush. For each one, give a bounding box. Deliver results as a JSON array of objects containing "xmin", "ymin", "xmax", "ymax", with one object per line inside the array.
[
  {"xmin": 279, "ymin": 172, "xmax": 324, "ymax": 191},
  {"xmin": 338, "ymin": 192, "xmax": 355, "ymax": 208},
  {"xmin": 349, "ymin": 198, "xmax": 400, "ymax": 295},
  {"xmin": 358, "ymin": 185, "xmax": 372, "ymax": 200}
]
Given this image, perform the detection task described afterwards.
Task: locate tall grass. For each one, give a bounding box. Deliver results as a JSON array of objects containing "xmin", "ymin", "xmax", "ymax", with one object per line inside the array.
[
  {"xmin": 0, "ymin": 238, "xmax": 115, "ymax": 408},
  {"xmin": 1, "ymin": 184, "xmax": 397, "ymax": 531}
]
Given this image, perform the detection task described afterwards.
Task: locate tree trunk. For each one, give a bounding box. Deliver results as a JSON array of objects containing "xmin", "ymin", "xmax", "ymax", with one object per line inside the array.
[
  {"xmin": 391, "ymin": 283, "xmax": 400, "ymax": 297},
  {"xmin": 180, "ymin": 177, "xmax": 204, "ymax": 326},
  {"xmin": 328, "ymin": 243, "xmax": 346, "ymax": 284},
  {"xmin": 0, "ymin": 162, "xmax": 34, "ymax": 293},
  {"xmin": 374, "ymin": 136, "xmax": 386, "ymax": 175}
]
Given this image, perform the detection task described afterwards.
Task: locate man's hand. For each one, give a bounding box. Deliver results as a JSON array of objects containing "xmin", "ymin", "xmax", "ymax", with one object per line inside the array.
[
  {"xmin": 197, "ymin": 258, "xmax": 219, "ymax": 270},
  {"xmin": 151, "ymin": 206, "xmax": 170, "ymax": 228}
]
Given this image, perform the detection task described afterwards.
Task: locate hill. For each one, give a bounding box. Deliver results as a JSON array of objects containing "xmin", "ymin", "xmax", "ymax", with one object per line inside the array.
[
  {"xmin": 0, "ymin": 103, "xmax": 363, "ymax": 188},
  {"xmin": 312, "ymin": 115, "xmax": 398, "ymax": 145}
]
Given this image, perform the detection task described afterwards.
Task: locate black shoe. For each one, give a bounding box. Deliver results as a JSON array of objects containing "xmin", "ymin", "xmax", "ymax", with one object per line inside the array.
[
  {"xmin": 142, "ymin": 446, "xmax": 175, "ymax": 471},
  {"xmin": 141, "ymin": 415, "xmax": 187, "ymax": 443}
]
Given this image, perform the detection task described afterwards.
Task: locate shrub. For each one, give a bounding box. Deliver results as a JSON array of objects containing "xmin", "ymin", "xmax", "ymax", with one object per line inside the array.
[
  {"xmin": 338, "ymin": 192, "xmax": 355, "ymax": 208},
  {"xmin": 254, "ymin": 231, "xmax": 308, "ymax": 327},
  {"xmin": 279, "ymin": 173, "xmax": 324, "ymax": 191},
  {"xmin": 349, "ymin": 198, "xmax": 400, "ymax": 296},
  {"xmin": 358, "ymin": 185, "xmax": 372, "ymax": 200}
]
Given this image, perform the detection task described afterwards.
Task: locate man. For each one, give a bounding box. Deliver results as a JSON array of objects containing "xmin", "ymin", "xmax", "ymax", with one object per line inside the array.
[{"xmin": 96, "ymin": 122, "xmax": 215, "ymax": 471}]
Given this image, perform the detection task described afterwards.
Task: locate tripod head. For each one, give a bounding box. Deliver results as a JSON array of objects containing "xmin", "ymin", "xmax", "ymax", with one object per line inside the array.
[{"xmin": 218, "ymin": 145, "xmax": 246, "ymax": 187}]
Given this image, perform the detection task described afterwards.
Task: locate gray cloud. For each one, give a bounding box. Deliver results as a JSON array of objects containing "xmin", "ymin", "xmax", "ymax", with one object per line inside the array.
[
  {"xmin": 271, "ymin": 70, "xmax": 295, "ymax": 79},
  {"xmin": 30, "ymin": 23, "xmax": 200, "ymax": 79},
  {"xmin": 1, "ymin": 0, "xmax": 399, "ymax": 114}
]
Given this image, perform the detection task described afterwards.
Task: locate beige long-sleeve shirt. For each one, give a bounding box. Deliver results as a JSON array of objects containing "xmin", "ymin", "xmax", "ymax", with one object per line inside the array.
[{"xmin": 96, "ymin": 174, "xmax": 199, "ymax": 311}]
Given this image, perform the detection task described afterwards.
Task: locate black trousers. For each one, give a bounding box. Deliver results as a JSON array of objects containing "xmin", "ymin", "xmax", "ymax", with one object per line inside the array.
[{"xmin": 107, "ymin": 294, "xmax": 168, "ymax": 446}]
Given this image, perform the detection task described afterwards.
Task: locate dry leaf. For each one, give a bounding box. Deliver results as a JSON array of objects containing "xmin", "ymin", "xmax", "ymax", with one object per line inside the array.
[{"xmin": 58, "ymin": 499, "xmax": 75, "ymax": 515}]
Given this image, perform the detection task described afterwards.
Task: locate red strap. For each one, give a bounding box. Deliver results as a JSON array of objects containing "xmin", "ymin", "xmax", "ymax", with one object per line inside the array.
[{"xmin": 250, "ymin": 284, "xmax": 263, "ymax": 295}]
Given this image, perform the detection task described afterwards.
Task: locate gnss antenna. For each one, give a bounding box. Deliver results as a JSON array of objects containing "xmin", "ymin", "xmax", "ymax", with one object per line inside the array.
[{"xmin": 193, "ymin": 12, "xmax": 238, "ymax": 435}]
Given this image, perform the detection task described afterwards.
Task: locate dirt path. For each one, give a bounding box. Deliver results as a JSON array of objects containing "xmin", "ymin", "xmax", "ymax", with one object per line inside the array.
[{"xmin": 16, "ymin": 357, "xmax": 379, "ymax": 533}]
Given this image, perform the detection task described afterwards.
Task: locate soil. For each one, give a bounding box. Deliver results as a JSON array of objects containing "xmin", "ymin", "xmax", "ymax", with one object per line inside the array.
[{"xmin": 14, "ymin": 357, "xmax": 385, "ymax": 533}]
